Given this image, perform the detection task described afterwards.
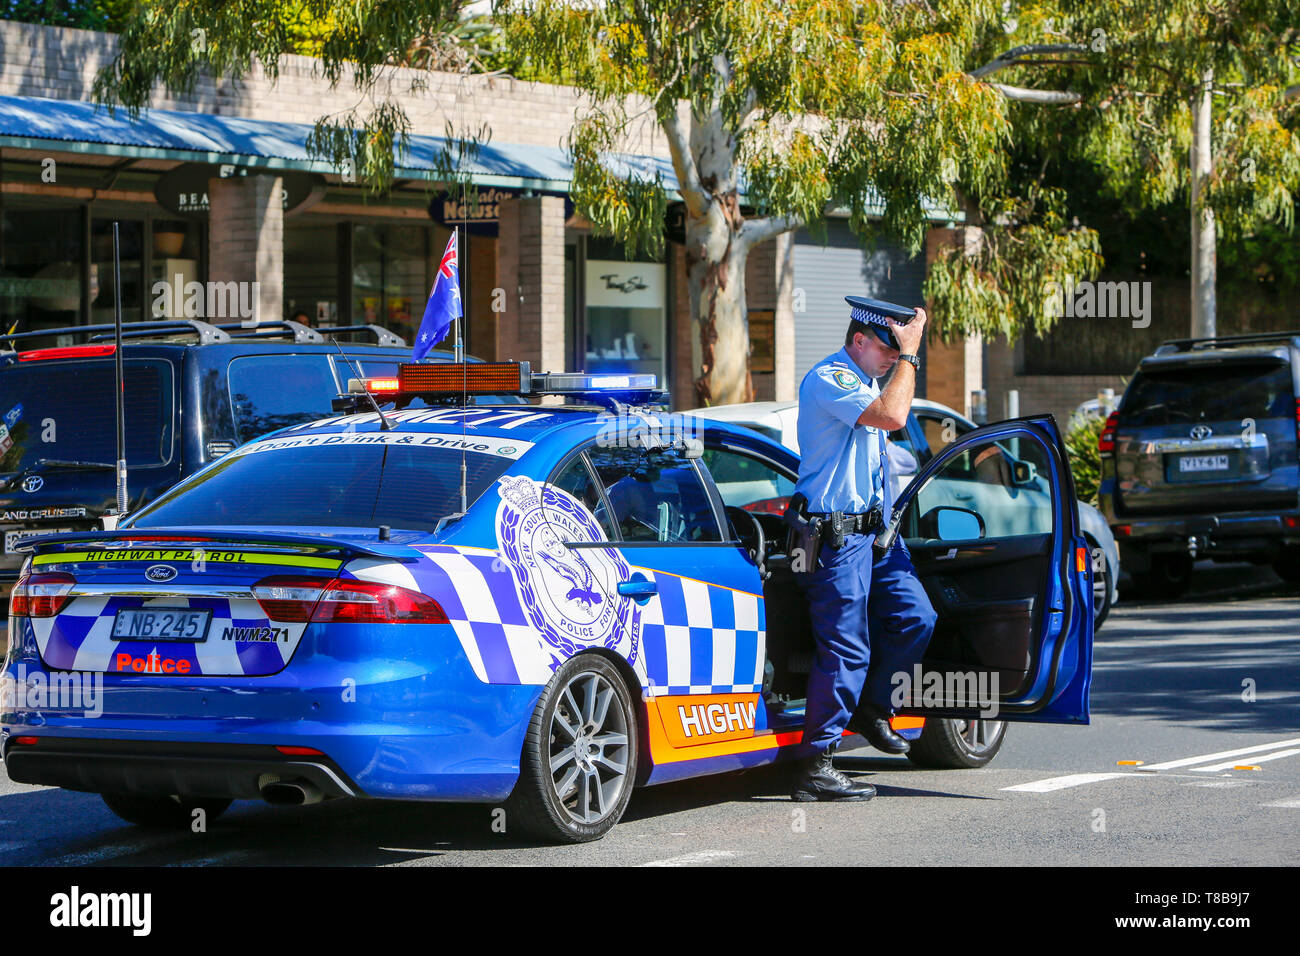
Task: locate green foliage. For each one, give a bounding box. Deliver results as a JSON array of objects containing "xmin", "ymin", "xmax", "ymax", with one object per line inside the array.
[
  {"xmin": 924, "ymin": 187, "xmax": 1103, "ymax": 341},
  {"xmin": 91, "ymin": 1, "xmax": 480, "ymax": 190},
  {"xmin": 3, "ymin": 0, "xmax": 133, "ymax": 30},
  {"xmin": 988, "ymin": 1, "xmax": 1300, "ymax": 243},
  {"xmin": 1064, "ymin": 411, "xmax": 1106, "ymax": 507}
]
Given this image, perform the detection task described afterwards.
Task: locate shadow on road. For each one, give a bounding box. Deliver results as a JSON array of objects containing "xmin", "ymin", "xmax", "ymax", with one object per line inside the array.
[{"xmin": 1097, "ymin": 563, "xmax": 1300, "ymax": 734}]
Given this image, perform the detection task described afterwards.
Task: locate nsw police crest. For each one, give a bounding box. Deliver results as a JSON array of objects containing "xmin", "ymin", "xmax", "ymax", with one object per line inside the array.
[{"xmin": 496, "ymin": 476, "xmax": 642, "ymax": 669}]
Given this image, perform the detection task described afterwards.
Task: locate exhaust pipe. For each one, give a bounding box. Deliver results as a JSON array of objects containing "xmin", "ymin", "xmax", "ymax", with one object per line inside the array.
[{"xmin": 261, "ymin": 780, "xmax": 324, "ymax": 806}]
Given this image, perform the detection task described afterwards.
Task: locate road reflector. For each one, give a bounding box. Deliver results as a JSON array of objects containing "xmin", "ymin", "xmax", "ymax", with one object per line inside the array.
[
  {"xmin": 1234, "ymin": 765, "xmax": 1262, "ymax": 771},
  {"xmin": 1117, "ymin": 760, "xmax": 1144, "ymax": 766}
]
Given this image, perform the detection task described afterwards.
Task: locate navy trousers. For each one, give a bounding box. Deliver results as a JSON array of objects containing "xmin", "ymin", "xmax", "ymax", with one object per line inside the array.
[{"xmin": 798, "ymin": 534, "xmax": 937, "ymax": 753}]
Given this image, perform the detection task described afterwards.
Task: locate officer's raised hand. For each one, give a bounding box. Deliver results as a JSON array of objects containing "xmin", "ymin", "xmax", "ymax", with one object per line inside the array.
[{"xmin": 891, "ymin": 306, "xmax": 927, "ymax": 357}]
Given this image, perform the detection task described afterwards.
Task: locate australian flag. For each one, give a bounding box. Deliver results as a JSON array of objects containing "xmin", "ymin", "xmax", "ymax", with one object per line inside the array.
[{"xmin": 413, "ymin": 230, "xmax": 462, "ymax": 361}]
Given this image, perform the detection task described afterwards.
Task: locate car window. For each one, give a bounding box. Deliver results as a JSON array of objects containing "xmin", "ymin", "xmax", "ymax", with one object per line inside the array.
[
  {"xmin": 0, "ymin": 359, "xmax": 173, "ymax": 471},
  {"xmin": 587, "ymin": 446, "xmax": 721, "ymax": 543},
  {"xmin": 228, "ymin": 354, "xmax": 342, "ymax": 443},
  {"xmin": 1122, "ymin": 361, "xmax": 1295, "ymax": 426},
  {"xmin": 127, "ymin": 441, "xmax": 512, "ymax": 531},
  {"xmin": 918, "ymin": 412, "xmax": 968, "ymax": 459},
  {"xmin": 904, "ymin": 435, "xmax": 1054, "ymax": 540},
  {"xmin": 550, "ymin": 455, "xmax": 616, "ymax": 539},
  {"xmin": 700, "ymin": 447, "xmax": 795, "ymax": 515}
]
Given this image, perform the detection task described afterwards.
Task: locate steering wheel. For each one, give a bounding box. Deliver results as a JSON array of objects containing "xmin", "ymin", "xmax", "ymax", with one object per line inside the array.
[{"xmin": 725, "ymin": 505, "xmax": 769, "ymax": 581}]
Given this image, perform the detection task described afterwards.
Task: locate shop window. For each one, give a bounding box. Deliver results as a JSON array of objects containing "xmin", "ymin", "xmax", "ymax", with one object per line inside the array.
[
  {"xmin": 284, "ymin": 220, "xmax": 341, "ymax": 327},
  {"xmin": 0, "ymin": 207, "xmax": 83, "ymax": 335},
  {"xmin": 90, "ymin": 218, "xmax": 144, "ymax": 325},
  {"xmin": 352, "ymin": 224, "xmax": 431, "ymax": 343},
  {"xmin": 582, "ymin": 237, "xmax": 666, "ymax": 382},
  {"xmin": 148, "ymin": 219, "xmax": 202, "ymax": 321}
]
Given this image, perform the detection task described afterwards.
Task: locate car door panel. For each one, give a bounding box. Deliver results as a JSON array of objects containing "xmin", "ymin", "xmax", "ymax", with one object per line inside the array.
[{"xmin": 879, "ymin": 416, "xmax": 1092, "ymax": 723}]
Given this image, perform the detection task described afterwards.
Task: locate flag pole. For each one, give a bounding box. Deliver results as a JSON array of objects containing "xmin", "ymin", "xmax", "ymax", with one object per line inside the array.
[{"xmin": 453, "ymin": 224, "xmax": 464, "ymax": 364}]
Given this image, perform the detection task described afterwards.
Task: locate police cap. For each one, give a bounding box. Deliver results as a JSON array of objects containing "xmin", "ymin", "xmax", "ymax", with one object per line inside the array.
[{"xmin": 844, "ymin": 295, "xmax": 918, "ymax": 351}]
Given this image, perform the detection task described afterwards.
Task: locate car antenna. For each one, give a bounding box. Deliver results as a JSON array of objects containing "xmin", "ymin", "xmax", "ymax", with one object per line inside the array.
[
  {"xmin": 329, "ymin": 336, "xmax": 393, "ymax": 431},
  {"xmin": 111, "ymin": 221, "xmax": 128, "ymax": 515}
]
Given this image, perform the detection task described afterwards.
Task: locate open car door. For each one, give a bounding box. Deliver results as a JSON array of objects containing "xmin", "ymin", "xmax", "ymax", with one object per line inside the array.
[{"xmin": 875, "ymin": 415, "xmax": 1092, "ymax": 723}]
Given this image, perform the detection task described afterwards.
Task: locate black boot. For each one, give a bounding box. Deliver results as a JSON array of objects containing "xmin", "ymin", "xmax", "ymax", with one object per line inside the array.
[
  {"xmin": 791, "ymin": 745, "xmax": 876, "ymax": 802},
  {"xmin": 849, "ymin": 705, "xmax": 910, "ymax": 754}
]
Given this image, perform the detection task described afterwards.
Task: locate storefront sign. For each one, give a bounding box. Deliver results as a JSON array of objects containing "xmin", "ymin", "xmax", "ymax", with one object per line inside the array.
[
  {"xmin": 584, "ymin": 260, "xmax": 666, "ymax": 310},
  {"xmin": 428, "ymin": 188, "xmax": 573, "ymax": 236},
  {"xmin": 154, "ymin": 164, "xmax": 324, "ymax": 218}
]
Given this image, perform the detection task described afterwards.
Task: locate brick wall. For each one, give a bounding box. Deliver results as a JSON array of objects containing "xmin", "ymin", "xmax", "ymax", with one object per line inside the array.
[
  {"xmin": 208, "ymin": 173, "xmax": 283, "ymax": 322},
  {"xmin": 0, "ymin": 20, "xmax": 674, "ymax": 158},
  {"xmin": 985, "ymin": 336, "xmax": 1126, "ymax": 428}
]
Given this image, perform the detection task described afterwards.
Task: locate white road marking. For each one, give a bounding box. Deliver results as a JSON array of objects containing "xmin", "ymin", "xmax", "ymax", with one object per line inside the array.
[
  {"xmin": 1136, "ymin": 737, "xmax": 1300, "ymax": 772},
  {"xmin": 1001, "ymin": 772, "xmax": 1128, "ymax": 793},
  {"xmin": 1262, "ymin": 797, "xmax": 1300, "ymax": 808},
  {"xmin": 641, "ymin": 849, "xmax": 739, "ymax": 867},
  {"xmin": 1190, "ymin": 748, "xmax": 1300, "ymax": 774}
]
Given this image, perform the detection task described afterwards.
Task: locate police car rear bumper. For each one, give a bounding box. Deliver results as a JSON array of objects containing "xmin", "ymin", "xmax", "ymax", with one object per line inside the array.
[
  {"xmin": 1114, "ymin": 510, "xmax": 1300, "ymax": 564},
  {"xmin": 3, "ymin": 736, "xmax": 359, "ymax": 800},
  {"xmin": 1, "ymin": 643, "xmax": 545, "ymax": 802}
]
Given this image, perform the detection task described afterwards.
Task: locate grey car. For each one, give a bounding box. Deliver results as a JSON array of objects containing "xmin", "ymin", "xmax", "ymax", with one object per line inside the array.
[{"xmin": 1098, "ymin": 331, "xmax": 1300, "ymax": 597}]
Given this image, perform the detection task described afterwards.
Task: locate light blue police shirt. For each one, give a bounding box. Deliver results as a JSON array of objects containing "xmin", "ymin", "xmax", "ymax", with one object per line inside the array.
[{"xmin": 793, "ymin": 348, "xmax": 891, "ymax": 516}]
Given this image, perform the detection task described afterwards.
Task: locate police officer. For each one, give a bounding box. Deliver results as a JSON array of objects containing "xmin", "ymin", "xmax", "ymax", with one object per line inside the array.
[{"xmin": 788, "ymin": 296, "xmax": 938, "ymax": 802}]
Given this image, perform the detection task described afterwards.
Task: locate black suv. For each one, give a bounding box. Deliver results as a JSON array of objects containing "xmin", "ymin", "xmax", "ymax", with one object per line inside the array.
[
  {"xmin": 1098, "ymin": 331, "xmax": 1300, "ymax": 596},
  {"xmin": 0, "ymin": 318, "xmax": 475, "ymax": 615}
]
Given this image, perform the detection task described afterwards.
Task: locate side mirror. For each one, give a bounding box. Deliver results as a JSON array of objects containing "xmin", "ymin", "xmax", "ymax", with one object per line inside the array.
[
  {"xmin": 1012, "ymin": 460, "xmax": 1038, "ymax": 485},
  {"xmin": 919, "ymin": 506, "xmax": 985, "ymax": 541}
]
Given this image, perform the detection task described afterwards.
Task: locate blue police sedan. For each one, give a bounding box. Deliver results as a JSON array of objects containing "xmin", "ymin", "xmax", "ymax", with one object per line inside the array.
[{"xmin": 1, "ymin": 365, "xmax": 1093, "ymax": 842}]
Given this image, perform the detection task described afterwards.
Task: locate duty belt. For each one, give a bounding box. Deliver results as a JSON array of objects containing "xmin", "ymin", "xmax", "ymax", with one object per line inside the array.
[{"xmin": 809, "ymin": 506, "xmax": 885, "ymax": 538}]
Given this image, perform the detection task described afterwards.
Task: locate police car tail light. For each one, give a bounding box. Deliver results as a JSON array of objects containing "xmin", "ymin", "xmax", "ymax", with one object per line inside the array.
[
  {"xmin": 252, "ymin": 576, "xmax": 329, "ymax": 622},
  {"xmin": 253, "ymin": 575, "xmax": 448, "ymax": 624},
  {"xmin": 311, "ymin": 580, "xmax": 449, "ymax": 624},
  {"xmin": 10, "ymin": 571, "xmax": 76, "ymax": 618},
  {"xmin": 1098, "ymin": 411, "xmax": 1119, "ymax": 455}
]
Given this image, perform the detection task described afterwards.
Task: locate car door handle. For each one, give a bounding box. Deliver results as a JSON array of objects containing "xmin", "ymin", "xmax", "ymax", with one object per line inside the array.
[
  {"xmin": 952, "ymin": 491, "xmax": 974, "ymax": 500},
  {"xmin": 617, "ymin": 577, "xmax": 657, "ymax": 605}
]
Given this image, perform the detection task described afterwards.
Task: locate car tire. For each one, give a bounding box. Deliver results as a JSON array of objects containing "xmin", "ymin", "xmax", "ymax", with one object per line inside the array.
[
  {"xmin": 1271, "ymin": 548, "xmax": 1300, "ymax": 585},
  {"xmin": 101, "ymin": 793, "xmax": 232, "ymax": 829},
  {"xmin": 1086, "ymin": 536, "xmax": 1113, "ymax": 631},
  {"xmin": 905, "ymin": 718, "xmax": 1007, "ymax": 769},
  {"xmin": 505, "ymin": 654, "xmax": 638, "ymax": 844},
  {"xmin": 1133, "ymin": 553, "xmax": 1193, "ymax": 599}
]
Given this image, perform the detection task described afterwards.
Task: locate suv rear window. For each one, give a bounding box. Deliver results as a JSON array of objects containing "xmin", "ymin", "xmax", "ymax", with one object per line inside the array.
[
  {"xmin": 126, "ymin": 438, "xmax": 512, "ymax": 531},
  {"xmin": 0, "ymin": 359, "xmax": 173, "ymax": 472},
  {"xmin": 1122, "ymin": 361, "xmax": 1295, "ymax": 427}
]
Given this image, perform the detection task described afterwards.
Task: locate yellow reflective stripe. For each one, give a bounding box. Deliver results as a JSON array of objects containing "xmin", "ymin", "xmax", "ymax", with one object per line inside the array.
[{"xmin": 31, "ymin": 550, "xmax": 342, "ymax": 570}]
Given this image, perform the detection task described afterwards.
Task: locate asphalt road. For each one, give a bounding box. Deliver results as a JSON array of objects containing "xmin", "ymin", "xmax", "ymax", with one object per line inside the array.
[{"xmin": 2, "ymin": 562, "xmax": 1297, "ymax": 867}]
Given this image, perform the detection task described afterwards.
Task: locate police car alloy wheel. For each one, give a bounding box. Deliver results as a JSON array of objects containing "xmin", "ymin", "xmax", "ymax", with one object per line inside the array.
[
  {"xmin": 506, "ymin": 655, "xmax": 638, "ymax": 843},
  {"xmin": 906, "ymin": 718, "xmax": 1007, "ymax": 769}
]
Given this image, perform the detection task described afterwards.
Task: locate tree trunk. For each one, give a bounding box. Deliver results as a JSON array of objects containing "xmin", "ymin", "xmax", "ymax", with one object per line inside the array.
[
  {"xmin": 1190, "ymin": 67, "xmax": 1216, "ymax": 339},
  {"xmin": 686, "ymin": 213, "xmax": 752, "ymax": 407}
]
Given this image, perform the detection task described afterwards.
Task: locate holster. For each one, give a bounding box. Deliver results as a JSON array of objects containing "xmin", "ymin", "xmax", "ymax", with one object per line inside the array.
[{"xmin": 783, "ymin": 493, "xmax": 824, "ymax": 574}]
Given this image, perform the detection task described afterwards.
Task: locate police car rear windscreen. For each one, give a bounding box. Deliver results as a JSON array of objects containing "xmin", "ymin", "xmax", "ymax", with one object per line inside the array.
[{"xmin": 127, "ymin": 441, "xmax": 513, "ymax": 532}]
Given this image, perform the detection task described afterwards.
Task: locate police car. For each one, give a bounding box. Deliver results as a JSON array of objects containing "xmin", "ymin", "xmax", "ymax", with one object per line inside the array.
[{"xmin": 1, "ymin": 364, "xmax": 1093, "ymax": 843}]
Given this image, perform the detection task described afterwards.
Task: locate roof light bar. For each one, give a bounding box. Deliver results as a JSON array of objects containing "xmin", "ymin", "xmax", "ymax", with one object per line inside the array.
[{"xmin": 340, "ymin": 362, "xmax": 664, "ymax": 408}]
